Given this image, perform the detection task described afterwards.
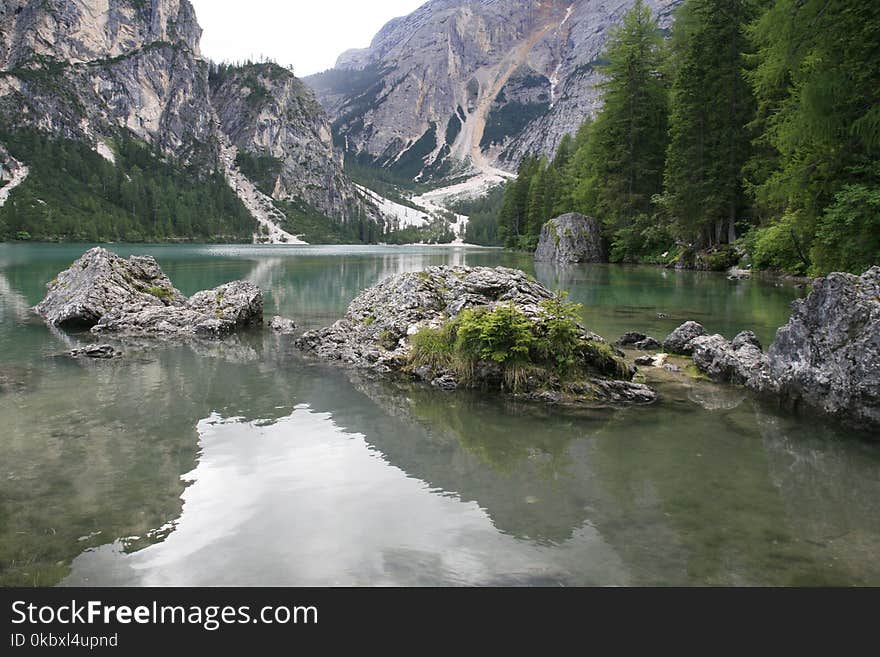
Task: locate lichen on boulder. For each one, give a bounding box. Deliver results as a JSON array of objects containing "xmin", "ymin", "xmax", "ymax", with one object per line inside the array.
[{"xmin": 296, "ymin": 266, "xmax": 655, "ymax": 405}]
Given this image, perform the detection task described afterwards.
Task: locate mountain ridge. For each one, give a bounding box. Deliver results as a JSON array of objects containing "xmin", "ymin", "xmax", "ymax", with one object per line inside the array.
[{"xmin": 306, "ymin": 0, "xmax": 682, "ymax": 182}]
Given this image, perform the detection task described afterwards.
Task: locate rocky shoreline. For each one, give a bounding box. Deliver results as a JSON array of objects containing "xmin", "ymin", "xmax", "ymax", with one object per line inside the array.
[{"xmin": 633, "ymin": 267, "xmax": 880, "ymax": 430}]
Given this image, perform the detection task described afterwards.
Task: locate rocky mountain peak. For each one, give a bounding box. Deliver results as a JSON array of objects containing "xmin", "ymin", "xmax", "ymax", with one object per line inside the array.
[{"xmin": 307, "ymin": 0, "xmax": 682, "ymax": 181}]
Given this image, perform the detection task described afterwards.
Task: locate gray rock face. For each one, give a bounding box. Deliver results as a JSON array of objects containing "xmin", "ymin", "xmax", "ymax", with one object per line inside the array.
[
  {"xmin": 0, "ymin": 1, "xmax": 376, "ymax": 237},
  {"xmin": 690, "ymin": 332, "xmax": 768, "ymax": 387},
  {"xmin": 306, "ymin": 0, "xmax": 682, "ymax": 179},
  {"xmin": 684, "ymin": 269, "xmax": 880, "ymax": 429},
  {"xmin": 534, "ymin": 213, "xmax": 607, "ymax": 264},
  {"xmin": 765, "ymin": 267, "xmax": 880, "ymax": 429},
  {"xmin": 0, "ymin": 0, "xmax": 214, "ymax": 162},
  {"xmin": 34, "ymin": 247, "xmax": 263, "ymax": 339},
  {"xmin": 296, "ymin": 265, "xmax": 654, "ymax": 405},
  {"xmin": 663, "ymin": 321, "xmax": 707, "ymax": 355}
]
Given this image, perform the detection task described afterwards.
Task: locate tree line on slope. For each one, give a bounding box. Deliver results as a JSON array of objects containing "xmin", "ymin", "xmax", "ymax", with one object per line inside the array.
[
  {"xmin": 0, "ymin": 131, "xmax": 256, "ymax": 243},
  {"xmin": 477, "ymin": 0, "xmax": 879, "ymax": 276}
]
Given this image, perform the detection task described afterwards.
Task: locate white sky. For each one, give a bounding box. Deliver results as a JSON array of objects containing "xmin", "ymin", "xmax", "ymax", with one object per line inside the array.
[{"xmin": 190, "ymin": 0, "xmax": 426, "ymax": 77}]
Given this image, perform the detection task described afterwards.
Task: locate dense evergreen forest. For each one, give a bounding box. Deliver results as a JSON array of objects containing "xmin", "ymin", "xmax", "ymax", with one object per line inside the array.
[
  {"xmin": 0, "ymin": 131, "xmax": 256, "ymax": 243},
  {"xmin": 479, "ymin": 0, "xmax": 879, "ymax": 276}
]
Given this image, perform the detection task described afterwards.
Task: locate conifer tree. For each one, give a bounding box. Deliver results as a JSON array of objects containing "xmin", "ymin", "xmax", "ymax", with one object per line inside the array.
[
  {"xmin": 662, "ymin": 0, "xmax": 760, "ymax": 249},
  {"xmin": 582, "ymin": 0, "xmax": 670, "ymax": 260}
]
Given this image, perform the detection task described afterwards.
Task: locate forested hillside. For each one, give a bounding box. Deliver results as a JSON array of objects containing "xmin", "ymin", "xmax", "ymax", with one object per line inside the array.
[
  {"xmin": 484, "ymin": 0, "xmax": 879, "ymax": 276},
  {"xmin": 0, "ymin": 132, "xmax": 255, "ymax": 243}
]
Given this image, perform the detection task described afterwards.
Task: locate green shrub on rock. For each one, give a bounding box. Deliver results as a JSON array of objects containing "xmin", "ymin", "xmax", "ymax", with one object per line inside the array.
[{"xmin": 408, "ymin": 293, "xmax": 624, "ymax": 392}]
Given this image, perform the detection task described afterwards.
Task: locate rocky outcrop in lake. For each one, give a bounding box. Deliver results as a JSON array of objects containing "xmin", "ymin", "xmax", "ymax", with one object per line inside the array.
[
  {"xmin": 765, "ymin": 267, "xmax": 880, "ymax": 429},
  {"xmin": 664, "ymin": 268, "xmax": 880, "ymax": 430},
  {"xmin": 296, "ymin": 266, "xmax": 656, "ymax": 405},
  {"xmin": 34, "ymin": 247, "xmax": 263, "ymax": 339},
  {"xmin": 534, "ymin": 213, "xmax": 606, "ymax": 264}
]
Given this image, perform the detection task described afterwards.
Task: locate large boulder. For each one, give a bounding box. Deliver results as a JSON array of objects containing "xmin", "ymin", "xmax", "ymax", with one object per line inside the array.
[
  {"xmin": 34, "ymin": 247, "xmax": 184, "ymax": 328},
  {"xmin": 296, "ymin": 266, "xmax": 655, "ymax": 405},
  {"xmin": 765, "ymin": 267, "xmax": 880, "ymax": 429},
  {"xmin": 34, "ymin": 248, "xmax": 263, "ymax": 339},
  {"xmin": 663, "ymin": 321, "xmax": 707, "ymax": 355},
  {"xmin": 534, "ymin": 213, "xmax": 607, "ymax": 264}
]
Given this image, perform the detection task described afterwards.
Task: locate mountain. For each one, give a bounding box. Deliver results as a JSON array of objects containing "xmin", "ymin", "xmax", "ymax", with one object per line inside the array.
[
  {"xmin": 306, "ymin": 0, "xmax": 681, "ymax": 182},
  {"xmin": 0, "ymin": 0, "xmax": 376, "ymax": 243},
  {"xmin": 210, "ymin": 62, "xmax": 364, "ymax": 231}
]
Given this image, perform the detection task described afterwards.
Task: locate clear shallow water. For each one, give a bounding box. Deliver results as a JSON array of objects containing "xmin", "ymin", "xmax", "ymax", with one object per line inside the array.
[{"xmin": 0, "ymin": 243, "xmax": 878, "ymax": 586}]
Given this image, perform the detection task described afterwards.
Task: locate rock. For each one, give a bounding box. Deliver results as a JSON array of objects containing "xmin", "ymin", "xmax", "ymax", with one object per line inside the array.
[
  {"xmin": 534, "ymin": 213, "xmax": 607, "ymax": 264},
  {"xmin": 617, "ymin": 332, "xmax": 648, "ymax": 346},
  {"xmin": 663, "ymin": 321, "xmax": 707, "ymax": 355},
  {"xmin": 732, "ymin": 331, "xmax": 762, "ymax": 351},
  {"xmin": 690, "ymin": 333, "xmax": 768, "ymax": 387},
  {"xmin": 35, "ymin": 248, "xmax": 263, "ymax": 339},
  {"xmin": 634, "ymin": 353, "xmax": 669, "ymax": 369},
  {"xmin": 70, "ymin": 344, "xmax": 121, "ymax": 360},
  {"xmin": 618, "ymin": 331, "xmax": 663, "ymax": 351},
  {"xmin": 296, "ymin": 265, "xmax": 655, "ymax": 405},
  {"xmin": 34, "ymin": 247, "xmax": 184, "ymax": 328},
  {"xmin": 269, "ymin": 316, "xmax": 298, "ymax": 334},
  {"xmin": 765, "ymin": 267, "xmax": 880, "ymax": 429},
  {"xmin": 635, "ymin": 337, "xmax": 661, "ymax": 350},
  {"xmin": 727, "ymin": 266, "xmax": 752, "ymax": 280}
]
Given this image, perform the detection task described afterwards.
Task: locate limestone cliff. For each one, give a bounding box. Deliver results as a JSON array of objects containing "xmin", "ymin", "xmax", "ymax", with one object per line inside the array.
[
  {"xmin": 0, "ymin": 0, "xmax": 377, "ymax": 241},
  {"xmin": 0, "ymin": 0, "xmax": 214, "ymax": 162},
  {"xmin": 210, "ymin": 62, "xmax": 367, "ymax": 225},
  {"xmin": 306, "ymin": 0, "xmax": 682, "ymax": 180}
]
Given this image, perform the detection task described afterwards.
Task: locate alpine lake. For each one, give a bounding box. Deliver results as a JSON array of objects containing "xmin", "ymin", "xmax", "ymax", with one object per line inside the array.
[{"xmin": 1, "ymin": 243, "xmax": 878, "ymax": 587}]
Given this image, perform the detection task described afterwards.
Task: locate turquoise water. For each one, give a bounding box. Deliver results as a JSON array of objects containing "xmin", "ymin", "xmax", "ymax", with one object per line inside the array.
[{"xmin": 0, "ymin": 243, "xmax": 878, "ymax": 586}]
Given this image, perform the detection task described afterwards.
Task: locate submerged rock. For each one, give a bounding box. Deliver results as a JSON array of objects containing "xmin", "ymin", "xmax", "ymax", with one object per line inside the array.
[
  {"xmin": 296, "ymin": 266, "xmax": 655, "ymax": 406},
  {"xmin": 69, "ymin": 344, "xmax": 122, "ymax": 360},
  {"xmin": 663, "ymin": 321, "xmax": 707, "ymax": 355},
  {"xmin": 34, "ymin": 248, "xmax": 263, "ymax": 339},
  {"xmin": 269, "ymin": 316, "xmax": 298, "ymax": 334},
  {"xmin": 765, "ymin": 267, "xmax": 880, "ymax": 429},
  {"xmin": 534, "ymin": 213, "xmax": 607, "ymax": 264}
]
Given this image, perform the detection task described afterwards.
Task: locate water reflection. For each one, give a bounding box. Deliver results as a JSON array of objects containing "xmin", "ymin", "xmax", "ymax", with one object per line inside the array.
[{"xmin": 65, "ymin": 403, "xmax": 627, "ymax": 587}]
